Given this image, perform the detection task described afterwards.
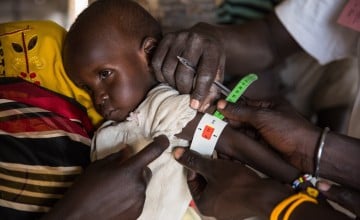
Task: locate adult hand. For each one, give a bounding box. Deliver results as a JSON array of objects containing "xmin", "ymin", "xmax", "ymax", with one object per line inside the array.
[
  {"xmin": 173, "ymin": 148, "xmax": 292, "ymax": 220},
  {"xmin": 42, "ymin": 135, "xmax": 169, "ymax": 220},
  {"xmin": 152, "ymin": 22, "xmax": 225, "ymax": 112},
  {"xmin": 217, "ymin": 98, "xmax": 321, "ymax": 173},
  {"xmin": 317, "ymin": 181, "xmax": 360, "ymax": 217}
]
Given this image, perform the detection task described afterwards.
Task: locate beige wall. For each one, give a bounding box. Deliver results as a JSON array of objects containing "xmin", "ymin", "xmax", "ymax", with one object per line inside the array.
[
  {"xmin": 136, "ymin": 0, "xmax": 217, "ymax": 32},
  {"xmin": 0, "ymin": 0, "xmax": 217, "ymax": 32},
  {"xmin": 0, "ymin": 0, "xmax": 67, "ymax": 27}
]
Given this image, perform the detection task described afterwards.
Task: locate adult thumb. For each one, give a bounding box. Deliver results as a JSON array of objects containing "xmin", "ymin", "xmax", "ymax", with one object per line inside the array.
[
  {"xmin": 132, "ymin": 135, "xmax": 169, "ymax": 169},
  {"xmin": 173, "ymin": 147, "xmax": 210, "ymax": 177},
  {"xmin": 217, "ymin": 100, "xmax": 257, "ymax": 127}
]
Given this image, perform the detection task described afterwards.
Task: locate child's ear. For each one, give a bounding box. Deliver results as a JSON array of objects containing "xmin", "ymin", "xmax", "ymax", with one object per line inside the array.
[{"xmin": 142, "ymin": 37, "xmax": 158, "ymax": 56}]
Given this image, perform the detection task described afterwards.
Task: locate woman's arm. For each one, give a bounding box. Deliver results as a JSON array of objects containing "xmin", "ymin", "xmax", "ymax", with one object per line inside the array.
[
  {"xmin": 174, "ymin": 148, "xmax": 351, "ymax": 220},
  {"xmin": 177, "ymin": 110, "xmax": 300, "ymax": 184},
  {"xmin": 302, "ymin": 131, "xmax": 360, "ymax": 190},
  {"xmin": 218, "ymin": 13, "xmax": 301, "ymax": 75},
  {"xmin": 217, "ymin": 125, "xmax": 300, "ymax": 183},
  {"xmin": 217, "ymin": 99, "xmax": 360, "ymax": 190},
  {"xmin": 152, "ymin": 12, "xmax": 301, "ymax": 110}
]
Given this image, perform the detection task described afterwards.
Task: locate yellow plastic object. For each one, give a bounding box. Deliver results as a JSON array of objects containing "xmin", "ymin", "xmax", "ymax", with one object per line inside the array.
[{"xmin": 0, "ymin": 20, "xmax": 102, "ymax": 126}]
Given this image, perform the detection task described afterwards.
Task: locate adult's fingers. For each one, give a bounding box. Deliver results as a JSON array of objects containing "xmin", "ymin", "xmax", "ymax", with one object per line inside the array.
[
  {"xmin": 191, "ymin": 44, "xmax": 225, "ymax": 109},
  {"xmin": 217, "ymin": 99, "xmax": 274, "ymax": 125},
  {"xmin": 174, "ymin": 36, "xmax": 204, "ymax": 94},
  {"xmin": 159, "ymin": 32, "xmax": 190, "ymax": 87},
  {"xmin": 97, "ymin": 144, "xmax": 132, "ymax": 163},
  {"xmin": 142, "ymin": 167, "xmax": 153, "ymax": 186},
  {"xmin": 130, "ymin": 135, "xmax": 169, "ymax": 169},
  {"xmin": 317, "ymin": 181, "xmax": 360, "ymax": 216},
  {"xmin": 152, "ymin": 33, "xmax": 175, "ymax": 83},
  {"xmin": 173, "ymin": 148, "xmax": 213, "ymax": 180},
  {"xmin": 197, "ymin": 84, "xmax": 220, "ymax": 112},
  {"xmin": 187, "ymin": 172, "xmax": 207, "ymax": 200},
  {"xmin": 153, "ymin": 31, "xmax": 194, "ymax": 88},
  {"xmin": 217, "ymin": 100, "xmax": 257, "ymax": 126}
]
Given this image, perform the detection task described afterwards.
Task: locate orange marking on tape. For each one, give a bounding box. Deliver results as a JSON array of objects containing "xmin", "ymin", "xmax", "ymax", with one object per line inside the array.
[{"xmin": 202, "ymin": 125, "xmax": 214, "ymax": 140}]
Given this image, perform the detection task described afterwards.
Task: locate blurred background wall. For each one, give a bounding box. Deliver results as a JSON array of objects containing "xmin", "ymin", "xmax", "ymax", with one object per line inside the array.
[{"xmin": 0, "ymin": 0, "xmax": 218, "ymax": 31}]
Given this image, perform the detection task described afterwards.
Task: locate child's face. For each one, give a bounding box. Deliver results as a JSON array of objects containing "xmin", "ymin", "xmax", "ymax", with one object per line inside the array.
[{"xmin": 64, "ymin": 29, "xmax": 156, "ymax": 122}]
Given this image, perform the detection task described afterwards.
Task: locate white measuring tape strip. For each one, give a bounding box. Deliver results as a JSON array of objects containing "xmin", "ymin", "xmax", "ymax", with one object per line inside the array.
[
  {"xmin": 190, "ymin": 73, "xmax": 258, "ymax": 156},
  {"xmin": 190, "ymin": 113, "xmax": 227, "ymax": 157}
]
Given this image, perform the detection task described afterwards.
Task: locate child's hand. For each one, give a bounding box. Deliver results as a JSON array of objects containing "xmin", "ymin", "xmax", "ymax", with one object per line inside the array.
[{"xmin": 43, "ymin": 135, "xmax": 169, "ymax": 220}]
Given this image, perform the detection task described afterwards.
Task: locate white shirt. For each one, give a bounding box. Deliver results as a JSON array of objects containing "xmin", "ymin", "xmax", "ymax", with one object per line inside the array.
[
  {"xmin": 92, "ymin": 84, "xmax": 197, "ymax": 220},
  {"xmin": 275, "ymin": 0, "xmax": 359, "ymax": 65},
  {"xmin": 276, "ymin": 0, "xmax": 360, "ymax": 138}
]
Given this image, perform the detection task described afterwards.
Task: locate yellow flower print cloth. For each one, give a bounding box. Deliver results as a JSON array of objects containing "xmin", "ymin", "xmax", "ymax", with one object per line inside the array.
[{"xmin": 0, "ymin": 20, "xmax": 102, "ymax": 126}]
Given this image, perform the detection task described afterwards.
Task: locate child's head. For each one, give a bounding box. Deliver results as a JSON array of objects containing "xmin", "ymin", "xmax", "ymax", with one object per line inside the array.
[{"xmin": 63, "ymin": 0, "xmax": 162, "ymax": 122}]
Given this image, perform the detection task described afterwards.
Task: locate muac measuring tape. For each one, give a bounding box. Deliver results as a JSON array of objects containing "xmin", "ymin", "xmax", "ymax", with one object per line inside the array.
[{"xmin": 190, "ymin": 73, "xmax": 258, "ymax": 156}]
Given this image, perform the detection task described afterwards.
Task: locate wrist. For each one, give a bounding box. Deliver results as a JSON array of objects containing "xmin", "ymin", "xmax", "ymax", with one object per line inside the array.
[
  {"xmin": 297, "ymin": 126, "xmax": 322, "ymax": 173},
  {"xmin": 259, "ymin": 180, "xmax": 294, "ymax": 217}
]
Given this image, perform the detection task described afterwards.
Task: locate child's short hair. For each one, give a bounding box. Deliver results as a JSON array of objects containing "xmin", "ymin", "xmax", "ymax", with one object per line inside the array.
[{"xmin": 66, "ymin": 0, "xmax": 162, "ymax": 46}]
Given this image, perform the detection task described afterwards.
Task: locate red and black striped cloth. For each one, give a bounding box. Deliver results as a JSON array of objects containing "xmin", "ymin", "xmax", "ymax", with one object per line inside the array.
[{"xmin": 0, "ymin": 78, "xmax": 93, "ymax": 219}]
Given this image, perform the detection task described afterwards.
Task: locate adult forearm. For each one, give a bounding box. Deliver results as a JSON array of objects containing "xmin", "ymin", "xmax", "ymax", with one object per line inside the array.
[
  {"xmin": 217, "ymin": 12, "xmax": 301, "ymax": 75},
  {"xmin": 217, "ymin": 127, "xmax": 300, "ymax": 183},
  {"xmin": 290, "ymin": 202, "xmax": 351, "ymax": 220},
  {"xmin": 300, "ymin": 129, "xmax": 360, "ymax": 190},
  {"xmin": 317, "ymin": 132, "xmax": 360, "ymax": 190}
]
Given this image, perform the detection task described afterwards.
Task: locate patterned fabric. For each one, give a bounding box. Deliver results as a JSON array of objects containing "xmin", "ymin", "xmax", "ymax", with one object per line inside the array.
[
  {"xmin": 0, "ymin": 78, "xmax": 92, "ymax": 219},
  {"xmin": 216, "ymin": 0, "xmax": 281, "ymax": 24},
  {"xmin": 0, "ymin": 20, "xmax": 103, "ymax": 126}
]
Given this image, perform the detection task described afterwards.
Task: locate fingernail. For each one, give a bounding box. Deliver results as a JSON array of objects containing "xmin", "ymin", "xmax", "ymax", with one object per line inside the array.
[
  {"xmin": 317, "ymin": 181, "xmax": 331, "ymax": 191},
  {"xmin": 173, "ymin": 148, "xmax": 185, "ymax": 159},
  {"xmin": 217, "ymin": 100, "xmax": 227, "ymax": 109},
  {"xmin": 199, "ymin": 103, "xmax": 210, "ymax": 112},
  {"xmin": 142, "ymin": 167, "xmax": 152, "ymax": 185},
  {"xmin": 190, "ymin": 99, "xmax": 200, "ymax": 110}
]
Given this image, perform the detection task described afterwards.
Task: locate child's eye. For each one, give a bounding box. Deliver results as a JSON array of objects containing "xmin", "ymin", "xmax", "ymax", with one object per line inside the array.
[{"xmin": 99, "ymin": 70, "xmax": 112, "ymax": 80}]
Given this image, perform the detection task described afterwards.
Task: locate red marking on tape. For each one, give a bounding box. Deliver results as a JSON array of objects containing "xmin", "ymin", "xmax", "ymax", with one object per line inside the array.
[{"xmin": 202, "ymin": 125, "xmax": 214, "ymax": 140}]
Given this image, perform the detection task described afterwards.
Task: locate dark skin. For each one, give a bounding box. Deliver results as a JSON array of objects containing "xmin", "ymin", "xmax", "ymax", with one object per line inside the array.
[
  {"xmin": 61, "ymin": 0, "xmax": 357, "ymax": 218},
  {"xmin": 217, "ymin": 99, "xmax": 360, "ymax": 191},
  {"xmin": 152, "ymin": 13, "xmax": 300, "ymax": 110},
  {"xmin": 152, "ymin": 8, "xmax": 360, "ymax": 216},
  {"xmin": 216, "ymin": 99, "xmax": 360, "ymax": 216},
  {"xmin": 173, "ymin": 147, "xmax": 352, "ymax": 220},
  {"xmin": 63, "ymin": 1, "xmax": 300, "ymax": 185},
  {"xmin": 63, "ymin": 22, "xmax": 158, "ymax": 122},
  {"xmin": 42, "ymin": 135, "xmax": 170, "ymax": 220},
  {"xmin": 153, "ymin": 11, "xmax": 347, "ymax": 133},
  {"xmin": 178, "ymin": 109, "xmax": 300, "ymax": 183}
]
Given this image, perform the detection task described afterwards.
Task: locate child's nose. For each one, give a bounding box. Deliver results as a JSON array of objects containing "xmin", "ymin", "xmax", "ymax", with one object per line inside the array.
[{"xmin": 94, "ymin": 92, "xmax": 109, "ymax": 107}]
